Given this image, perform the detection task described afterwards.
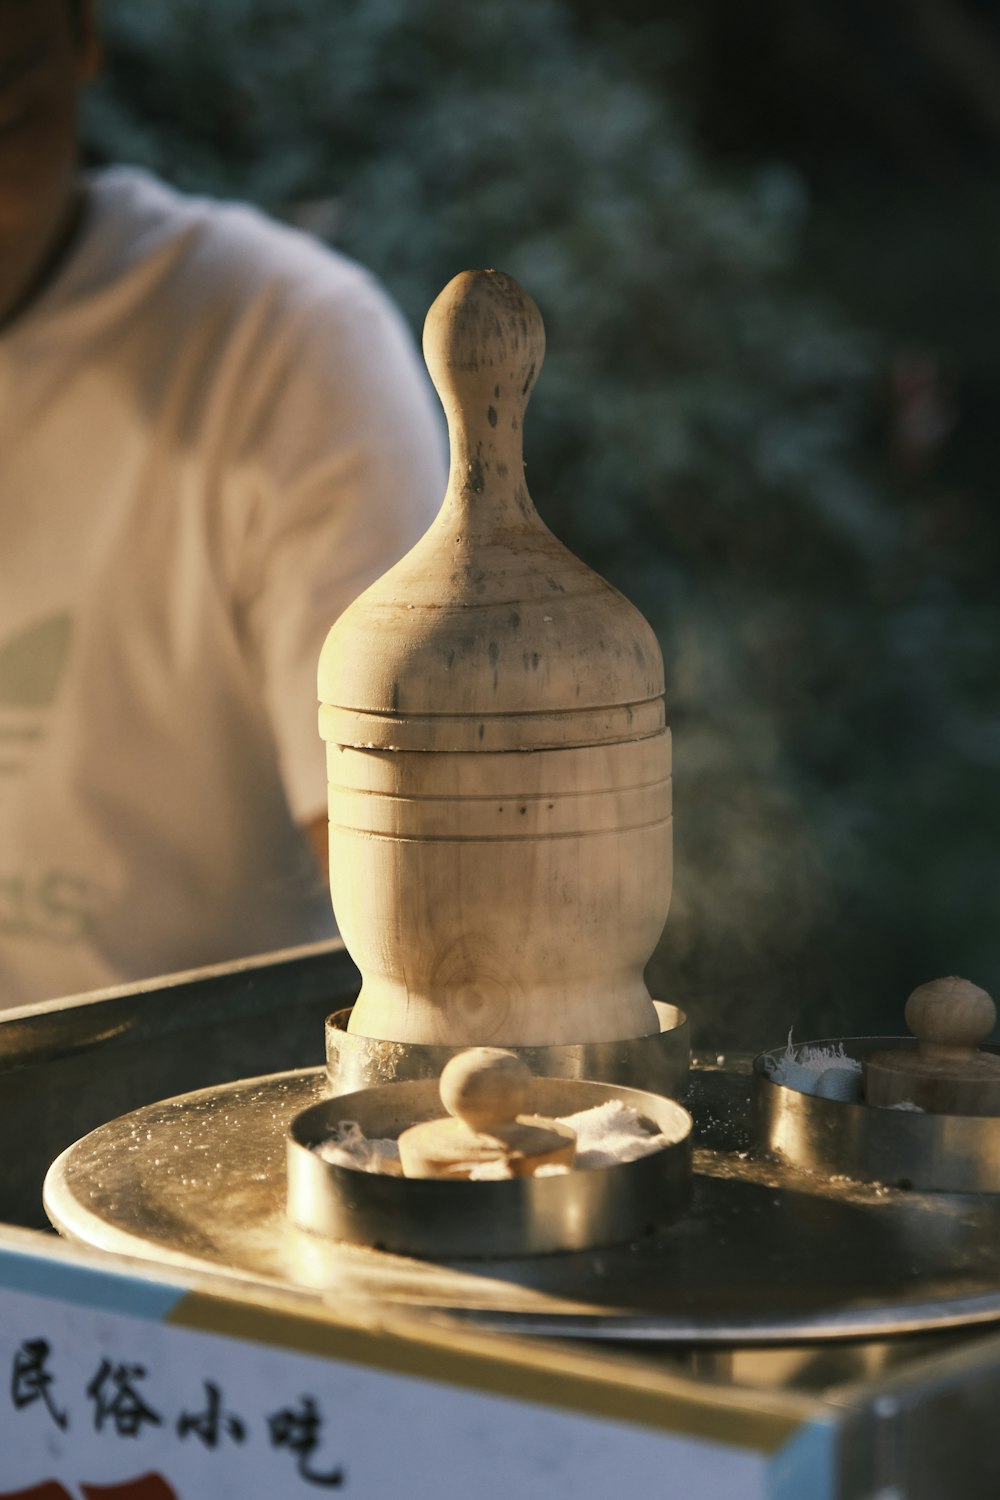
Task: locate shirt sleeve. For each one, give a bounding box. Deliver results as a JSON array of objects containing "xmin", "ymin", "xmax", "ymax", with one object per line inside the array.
[{"xmin": 225, "ymin": 265, "xmax": 447, "ymax": 826}]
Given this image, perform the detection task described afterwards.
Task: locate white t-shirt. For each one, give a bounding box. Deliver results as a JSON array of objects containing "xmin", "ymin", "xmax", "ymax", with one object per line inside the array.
[{"xmin": 0, "ymin": 167, "xmax": 445, "ymax": 1009}]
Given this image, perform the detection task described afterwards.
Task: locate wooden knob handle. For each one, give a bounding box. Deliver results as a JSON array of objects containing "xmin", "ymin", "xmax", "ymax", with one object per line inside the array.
[
  {"xmin": 397, "ymin": 1047, "xmax": 576, "ymax": 1180},
  {"xmin": 423, "ymin": 269, "xmax": 544, "ymax": 418},
  {"xmin": 864, "ymin": 975, "xmax": 1000, "ymax": 1115},
  {"xmin": 422, "ymin": 271, "xmax": 544, "ymax": 515},
  {"xmin": 905, "ymin": 976, "xmax": 996, "ymax": 1059},
  {"xmin": 439, "ymin": 1047, "xmax": 532, "ymax": 1133}
]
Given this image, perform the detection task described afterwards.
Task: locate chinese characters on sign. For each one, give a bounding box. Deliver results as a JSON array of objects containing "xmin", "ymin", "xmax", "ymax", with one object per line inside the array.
[
  {"xmin": 177, "ymin": 1380, "xmax": 246, "ymax": 1450},
  {"xmin": 12, "ymin": 1339, "xmax": 67, "ymax": 1431},
  {"xmin": 269, "ymin": 1395, "xmax": 344, "ymax": 1487},
  {"xmin": 4, "ymin": 1338, "xmax": 346, "ymax": 1495},
  {"xmin": 87, "ymin": 1361, "xmax": 162, "ymax": 1439}
]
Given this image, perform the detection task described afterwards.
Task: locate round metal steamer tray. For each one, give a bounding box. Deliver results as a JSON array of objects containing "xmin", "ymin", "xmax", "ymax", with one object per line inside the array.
[
  {"xmin": 754, "ymin": 1037, "xmax": 1000, "ymax": 1194},
  {"xmin": 44, "ymin": 1049, "xmax": 1000, "ymax": 1346}
]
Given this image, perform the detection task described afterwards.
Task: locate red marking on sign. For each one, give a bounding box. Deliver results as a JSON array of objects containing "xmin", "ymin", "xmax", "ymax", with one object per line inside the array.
[
  {"xmin": 82, "ymin": 1478, "xmax": 178, "ymax": 1500},
  {"xmin": 0, "ymin": 1484, "xmax": 75, "ymax": 1500},
  {"xmin": 0, "ymin": 1479, "xmax": 179, "ymax": 1500}
]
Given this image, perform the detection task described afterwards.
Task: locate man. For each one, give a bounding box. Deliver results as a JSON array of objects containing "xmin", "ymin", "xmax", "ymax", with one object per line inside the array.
[{"xmin": 0, "ymin": 0, "xmax": 445, "ymax": 1007}]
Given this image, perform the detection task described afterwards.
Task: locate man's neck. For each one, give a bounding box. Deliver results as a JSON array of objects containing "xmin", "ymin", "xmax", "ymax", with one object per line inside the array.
[{"xmin": 0, "ymin": 177, "xmax": 87, "ymax": 333}]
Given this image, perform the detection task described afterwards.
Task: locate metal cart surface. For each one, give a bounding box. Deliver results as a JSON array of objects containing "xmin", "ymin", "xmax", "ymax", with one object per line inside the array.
[{"xmin": 3, "ymin": 940, "xmax": 1000, "ymax": 1498}]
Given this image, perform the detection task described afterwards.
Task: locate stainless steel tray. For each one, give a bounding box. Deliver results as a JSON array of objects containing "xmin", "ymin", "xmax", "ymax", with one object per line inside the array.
[{"xmin": 42, "ymin": 1053, "xmax": 1000, "ymax": 1344}]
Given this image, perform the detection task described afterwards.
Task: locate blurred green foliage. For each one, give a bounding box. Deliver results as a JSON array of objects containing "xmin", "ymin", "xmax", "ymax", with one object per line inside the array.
[{"xmin": 83, "ymin": 0, "xmax": 1000, "ymax": 1045}]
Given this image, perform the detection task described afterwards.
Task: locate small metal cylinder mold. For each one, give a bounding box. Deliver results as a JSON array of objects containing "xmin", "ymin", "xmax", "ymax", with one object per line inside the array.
[
  {"xmin": 287, "ymin": 1076, "xmax": 692, "ymax": 1258},
  {"xmin": 325, "ymin": 1001, "xmax": 690, "ymax": 1100},
  {"xmin": 752, "ymin": 1038, "xmax": 1000, "ymax": 1193}
]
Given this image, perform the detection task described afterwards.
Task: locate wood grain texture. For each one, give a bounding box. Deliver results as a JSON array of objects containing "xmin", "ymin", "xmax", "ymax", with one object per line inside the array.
[
  {"xmin": 319, "ymin": 270, "xmax": 672, "ymax": 1046},
  {"xmin": 397, "ymin": 1114, "xmax": 577, "ymax": 1181},
  {"xmin": 864, "ymin": 976, "xmax": 1000, "ymax": 1115},
  {"xmin": 317, "ymin": 270, "xmax": 664, "ymax": 739}
]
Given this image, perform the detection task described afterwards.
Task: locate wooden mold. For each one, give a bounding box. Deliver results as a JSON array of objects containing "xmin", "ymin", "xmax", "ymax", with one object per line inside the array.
[
  {"xmin": 318, "ymin": 270, "xmax": 672, "ymax": 1048},
  {"xmin": 397, "ymin": 1047, "xmax": 577, "ymax": 1181},
  {"xmin": 864, "ymin": 977, "xmax": 1000, "ymax": 1116}
]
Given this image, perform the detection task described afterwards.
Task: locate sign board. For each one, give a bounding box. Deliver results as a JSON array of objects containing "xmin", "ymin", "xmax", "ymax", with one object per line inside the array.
[{"xmin": 0, "ymin": 1233, "xmax": 836, "ymax": 1499}]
